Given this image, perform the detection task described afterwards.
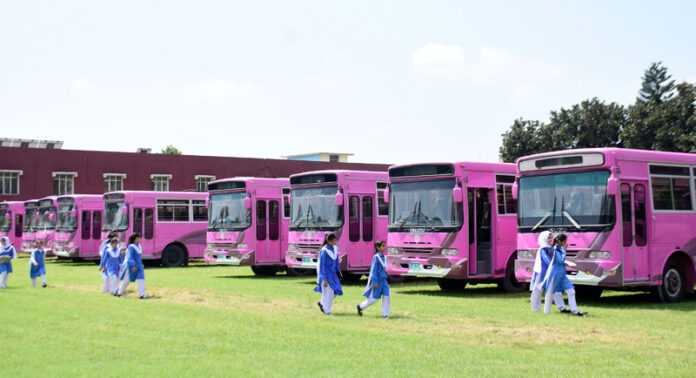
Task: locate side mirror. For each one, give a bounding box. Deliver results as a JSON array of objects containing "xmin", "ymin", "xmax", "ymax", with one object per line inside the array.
[
  {"xmin": 606, "ymin": 176, "xmax": 618, "ymax": 196},
  {"xmin": 244, "ymin": 196, "xmax": 252, "ymax": 209},
  {"xmin": 335, "ymin": 191, "xmax": 344, "ymax": 206},
  {"xmin": 4, "ymin": 213, "xmax": 10, "ymax": 221},
  {"xmin": 48, "ymin": 213, "xmax": 55, "ymax": 222},
  {"xmin": 512, "ymin": 181, "xmax": 519, "ymax": 200},
  {"xmin": 383, "ymin": 187, "xmax": 390, "ymax": 204},
  {"xmin": 453, "ymin": 186, "xmax": 463, "ymax": 203},
  {"xmin": 121, "ymin": 206, "xmax": 128, "ymax": 216},
  {"xmin": 70, "ymin": 209, "xmax": 77, "ymax": 218},
  {"xmin": 205, "ymin": 197, "xmax": 210, "ymax": 208}
]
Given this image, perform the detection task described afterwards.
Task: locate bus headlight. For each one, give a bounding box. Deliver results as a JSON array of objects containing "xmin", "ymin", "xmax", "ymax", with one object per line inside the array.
[
  {"xmin": 287, "ymin": 244, "xmax": 297, "ymax": 251},
  {"xmin": 441, "ymin": 248, "xmax": 458, "ymax": 256},
  {"xmin": 206, "ymin": 243, "xmax": 215, "ymax": 249},
  {"xmin": 518, "ymin": 250, "xmax": 534, "ymax": 259},
  {"xmin": 387, "ymin": 247, "xmax": 399, "ymax": 255},
  {"xmin": 588, "ymin": 251, "xmax": 611, "ymax": 259},
  {"xmin": 237, "ymin": 243, "xmax": 248, "ymax": 249}
]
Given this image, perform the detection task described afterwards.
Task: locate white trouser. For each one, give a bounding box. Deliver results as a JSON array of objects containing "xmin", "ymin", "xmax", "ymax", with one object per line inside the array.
[
  {"xmin": 31, "ymin": 275, "xmax": 46, "ymax": 287},
  {"xmin": 359, "ymin": 295, "xmax": 391, "ymax": 317},
  {"xmin": 0, "ymin": 271, "xmax": 8, "ymax": 289},
  {"xmin": 531, "ymin": 284, "xmax": 565, "ymax": 312},
  {"xmin": 321, "ymin": 285, "xmax": 335, "ymax": 314},
  {"xmin": 544, "ymin": 277, "xmax": 579, "ymax": 314},
  {"xmin": 108, "ymin": 274, "xmax": 119, "ymax": 294},
  {"xmin": 119, "ymin": 275, "xmax": 146, "ymax": 297},
  {"xmin": 102, "ymin": 274, "xmax": 110, "ymax": 293}
]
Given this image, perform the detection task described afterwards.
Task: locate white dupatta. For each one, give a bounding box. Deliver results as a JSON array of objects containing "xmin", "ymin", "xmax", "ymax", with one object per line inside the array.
[
  {"xmin": 364, "ymin": 253, "xmax": 386, "ymax": 295},
  {"xmin": 316, "ymin": 245, "xmax": 338, "ymax": 284}
]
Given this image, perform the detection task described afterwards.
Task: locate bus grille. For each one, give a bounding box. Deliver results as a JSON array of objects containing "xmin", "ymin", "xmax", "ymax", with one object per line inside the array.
[{"xmin": 401, "ymin": 247, "xmax": 434, "ymax": 255}]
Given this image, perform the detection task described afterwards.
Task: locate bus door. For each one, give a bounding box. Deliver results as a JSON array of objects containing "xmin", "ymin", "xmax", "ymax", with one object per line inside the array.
[
  {"xmin": 621, "ymin": 181, "xmax": 650, "ymax": 282},
  {"xmin": 347, "ymin": 195, "xmax": 375, "ymax": 268},
  {"xmin": 255, "ymin": 197, "xmax": 282, "ymax": 263},
  {"xmin": 469, "ymin": 188, "xmax": 492, "ymax": 276},
  {"xmin": 133, "ymin": 205, "xmax": 155, "ymax": 255}
]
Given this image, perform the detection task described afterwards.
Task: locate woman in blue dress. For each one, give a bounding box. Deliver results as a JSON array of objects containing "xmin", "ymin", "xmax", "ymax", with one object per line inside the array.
[
  {"xmin": 29, "ymin": 240, "xmax": 48, "ymax": 288},
  {"xmin": 531, "ymin": 231, "xmax": 569, "ymax": 313},
  {"xmin": 543, "ymin": 234, "xmax": 587, "ymax": 316},
  {"xmin": 0, "ymin": 236, "xmax": 17, "ymax": 289},
  {"xmin": 314, "ymin": 233, "xmax": 342, "ymax": 315},
  {"xmin": 103, "ymin": 238, "xmax": 122, "ymax": 295},
  {"xmin": 99, "ymin": 231, "xmax": 118, "ymax": 293},
  {"xmin": 117, "ymin": 233, "xmax": 147, "ymax": 299},
  {"xmin": 357, "ymin": 240, "xmax": 390, "ymax": 318}
]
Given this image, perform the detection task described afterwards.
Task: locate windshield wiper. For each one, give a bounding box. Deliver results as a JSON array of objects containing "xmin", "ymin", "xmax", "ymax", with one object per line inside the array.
[
  {"xmin": 532, "ymin": 196, "xmax": 556, "ymax": 231},
  {"xmin": 562, "ymin": 211, "xmax": 582, "ymax": 230}
]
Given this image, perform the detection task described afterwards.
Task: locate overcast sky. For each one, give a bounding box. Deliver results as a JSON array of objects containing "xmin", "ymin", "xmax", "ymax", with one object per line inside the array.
[{"xmin": 1, "ymin": 0, "xmax": 695, "ymax": 165}]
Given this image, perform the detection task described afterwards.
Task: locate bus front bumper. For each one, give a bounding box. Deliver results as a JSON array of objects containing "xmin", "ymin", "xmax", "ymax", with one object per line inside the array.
[
  {"xmin": 386, "ymin": 255, "xmax": 465, "ymax": 278},
  {"xmin": 204, "ymin": 249, "xmax": 254, "ymax": 266},
  {"xmin": 285, "ymin": 251, "xmax": 318, "ymax": 269}
]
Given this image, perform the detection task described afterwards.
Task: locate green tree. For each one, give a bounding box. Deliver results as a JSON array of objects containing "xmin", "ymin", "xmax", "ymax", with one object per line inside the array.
[
  {"xmin": 546, "ymin": 98, "xmax": 626, "ymax": 150},
  {"xmin": 161, "ymin": 145, "xmax": 182, "ymax": 155},
  {"xmin": 637, "ymin": 62, "xmax": 675, "ymax": 104},
  {"xmin": 499, "ymin": 119, "xmax": 548, "ymax": 163}
]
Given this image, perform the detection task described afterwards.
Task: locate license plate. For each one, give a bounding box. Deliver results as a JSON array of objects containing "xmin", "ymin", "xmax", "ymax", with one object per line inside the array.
[
  {"xmin": 303, "ymin": 256, "xmax": 311, "ymax": 263},
  {"xmin": 410, "ymin": 263, "xmax": 421, "ymax": 270}
]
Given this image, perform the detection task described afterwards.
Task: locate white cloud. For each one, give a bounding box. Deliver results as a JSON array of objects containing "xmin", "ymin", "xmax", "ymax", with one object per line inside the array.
[
  {"xmin": 410, "ymin": 43, "xmax": 465, "ymax": 78},
  {"xmin": 307, "ymin": 75, "xmax": 346, "ymax": 94},
  {"xmin": 189, "ymin": 79, "xmax": 262, "ymax": 101},
  {"xmin": 324, "ymin": 52, "xmax": 346, "ymax": 68},
  {"xmin": 72, "ymin": 77, "xmax": 92, "ymax": 92}
]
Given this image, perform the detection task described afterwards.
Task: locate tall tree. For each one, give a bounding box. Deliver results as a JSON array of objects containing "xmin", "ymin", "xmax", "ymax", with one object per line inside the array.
[
  {"xmin": 499, "ymin": 119, "xmax": 548, "ymax": 163},
  {"xmin": 161, "ymin": 145, "xmax": 182, "ymax": 155},
  {"xmin": 637, "ymin": 62, "xmax": 675, "ymax": 104},
  {"xmin": 547, "ymin": 98, "xmax": 626, "ymax": 150}
]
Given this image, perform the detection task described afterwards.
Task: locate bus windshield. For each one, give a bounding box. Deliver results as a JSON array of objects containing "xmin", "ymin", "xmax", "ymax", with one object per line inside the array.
[
  {"xmin": 38, "ymin": 206, "xmax": 57, "ymax": 230},
  {"xmin": 56, "ymin": 204, "xmax": 78, "ymax": 231},
  {"xmin": 103, "ymin": 202, "xmax": 129, "ymax": 231},
  {"xmin": 0, "ymin": 209, "xmax": 10, "ymax": 231},
  {"xmin": 24, "ymin": 208, "xmax": 38, "ymax": 231},
  {"xmin": 208, "ymin": 192, "xmax": 251, "ymax": 231},
  {"xmin": 518, "ymin": 170, "xmax": 615, "ymax": 231},
  {"xmin": 388, "ymin": 179, "xmax": 461, "ymax": 231},
  {"xmin": 290, "ymin": 186, "xmax": 343, "ymax": 231}
]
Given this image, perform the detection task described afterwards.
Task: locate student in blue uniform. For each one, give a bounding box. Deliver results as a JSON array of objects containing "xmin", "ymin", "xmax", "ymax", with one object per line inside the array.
[
  {"xmin": 543, "ymin": 234, "xmax": 587, "ymax": 316},
  {"xmin": 103, "ymin": 238, "xmax": 122, "ymax": 295},
  {"xmin": 99, "ymin": 232, "xmax": 117, "ymax": 293},
  {"xmin": 530, "ymin": 231, "xmax": 568, "ymax": 313},
  {"xmin": 357, "ymin": 240, "xmax": 390, "ymax": 318},
  {"xmin": 29, "ymin": 240, "xmax": 48, "ymax": 288},
  {"xmin": 117, "ymin": 233, "xmax": 147, "ymax": 299},
  {"xmin": 0, "ymin": 236, "xmax": 17, "ymax": 289},
  {"xmin": 314, "ymin": 233, "xmax": 342, "ymax": 315}
]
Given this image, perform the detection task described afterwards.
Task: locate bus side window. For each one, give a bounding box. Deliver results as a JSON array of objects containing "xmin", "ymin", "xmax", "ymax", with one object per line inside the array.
[
  {"xmin": 269, "ymin": 201, "xmax": 279, "ymax": 241},
  {"xmin": 282, "ymin": 188, "xmax": 291, "ymax": 218},
  {"xmin": 362, "ymin": 196, "xmax": 373, "ymax": 242},
  {"xmin": 349, "ymin": 196, "xmax": 360, "ymax": 242},
  {"xmin": 144, "ymin": 209, "xmax": 154, "ymax": 239},
  {"xmin": 81, "ymin": 211, "xmax": 91, "ymax": 240},
  {"xmin": 15, "ymin": 214, "xmax": 22, "ymax": 238},
  {"xmin": 256, "ymin": 201, "xmax": 267, "ymax": 241},
  {"xmin": 467, "ymin": 190, "xmax": 474, "ymax": 244},
  {"xmin": 134, "ymin": 208, "xmax": 143, "ymax": 234},
  {"xmin": 634, "ymin": 184, "xmax": 647, "ymax": 246},
  {"xmin": 92, "ymin": 211, "xmax": 101, "ymax": 239},
  {"xmin": 621, "ymin": 184, "xmax": 632, "ymax": 247}
]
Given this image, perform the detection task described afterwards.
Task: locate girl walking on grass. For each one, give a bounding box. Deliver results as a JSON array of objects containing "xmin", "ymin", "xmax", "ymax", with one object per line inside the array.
[
  {"xmin": 29, "ymin": 240, "xmax": 47, "ymax": 288},
  {"xmin": 117, "ymin": 233, "xmax": 147, "ymax": 299},
  {"xmin": 543, "ymin": 234, "xmax": 587, "ymax": 316},
  {"xmin": 0, "ymin": 236, "xmax": 17, "ymax": 289},
  {"xmin": 314, "ymin": 233, "xmax": 342, "ymax": 315},
  {"xmin": 357, "ymin": 240, "xmax": 390, "ymax": 318}
]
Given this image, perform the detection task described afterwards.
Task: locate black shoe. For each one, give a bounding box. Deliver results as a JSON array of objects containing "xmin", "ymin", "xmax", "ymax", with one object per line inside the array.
[
  {"xmin": 116, "ymin": 293, "xmax": 122, "ymax": 297},
  {"xmin": 357, "ymin": 305, "xmax": 363, "ymax": 316},
  {"xmin": 317, "ymin": 301, "xmax": 324, "ymax": 314},
  {"xmin": 42, "ymin": 284, "xmax": 47, "ymax": 288},
  {"xmin": 140, "ymin": 295, "xmax": 148, "ymax": 299},
  {"xmin": 573, "ymin": 311, "xmax": 587, "ymax": 317},
  {"xmin": 560, "ymin": 308, "xmax": 572, "ymax": 314}
]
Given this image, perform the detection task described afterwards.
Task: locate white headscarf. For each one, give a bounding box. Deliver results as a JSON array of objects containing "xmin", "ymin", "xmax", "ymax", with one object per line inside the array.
[
  {"xmin": 532, "ymin": 231, "xmax": 552, "ymax": 274},
  {"xmin": 0, "ymin": 236, "xmax": 16, "ymax": 258}
]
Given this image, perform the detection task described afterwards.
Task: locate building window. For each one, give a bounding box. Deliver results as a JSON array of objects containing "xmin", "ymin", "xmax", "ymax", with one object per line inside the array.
[
  {"xmin": 103, "ymin": 173, "xmax": 126, "ymax": 192},
  {"xmin": 151, "ymin": 174, "xmax": 172, "ymax": 191},
  {"xmin": 53, "ymin": 172, "xmax": 77, "ymax": 195},
  {"xmin": 195, "ymin": 175, "xmax": 216, "ymax": 192},
  {"xmin": 329, "ymin": 154, "xmax": 339, "ymax": 162},
  {"xmin": 0, "ymin": 170, "xmax": 22, "ymax": 195}
]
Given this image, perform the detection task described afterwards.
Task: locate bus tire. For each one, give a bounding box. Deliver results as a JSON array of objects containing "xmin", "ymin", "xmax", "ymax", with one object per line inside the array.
[
  {"xmin": 437, "ymin": 278, "xmax": 466, "ymax": 291},
  {"xmin": 161, "ymin": 244, "xmax": 186, "ymax": 267},
  {"xmin": 342, "ymin": 272, "xmax": 363, "ymax": 282},
  {"xmin": 498, "ymin": 255, "xmax": 528, "ymax": 293},
  {"xmin": 285, "ymin": 267, "xmax": 314, "ymax": 277},
  {"xmin": 574, "ymin": 286, "xmax": 603, "ymax": 300},
  {"xmin": 251, "ymin": 266, "xmax": 278, "ymax": 276},
  {"xmin": 387, "ymin": 275, "xmax": 407, "ymax": 284},
  {"xmin": 655, "ymin": 259, "xmax": 686, "ymax": 303}
]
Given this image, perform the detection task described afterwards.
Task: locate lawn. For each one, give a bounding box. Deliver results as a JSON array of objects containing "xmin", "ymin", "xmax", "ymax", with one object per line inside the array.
[{"xmin": 1, "ymin": 255, "xmax": 695, "ymax": 377}]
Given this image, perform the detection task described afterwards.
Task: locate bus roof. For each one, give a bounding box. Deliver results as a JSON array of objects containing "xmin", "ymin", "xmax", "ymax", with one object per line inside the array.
[
  {"xmin": 208, "ymin": 177, "xmax": 290, "ymax": 186},
  {"xmin": 388, "ymin": 161, "xmax": 515, "ymax": 180},
  {"xmin": 102, "ymin": 190, "xmax": 208, "ymax": 199}
]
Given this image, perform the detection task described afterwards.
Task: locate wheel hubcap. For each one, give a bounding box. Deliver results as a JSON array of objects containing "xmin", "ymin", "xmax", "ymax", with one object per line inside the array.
[{"xmin": 664, "ymin": 268, "xmax": 681, "ymax": 297}]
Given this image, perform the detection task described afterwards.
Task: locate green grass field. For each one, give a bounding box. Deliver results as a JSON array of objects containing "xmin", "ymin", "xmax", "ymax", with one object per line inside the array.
[{"xmin": 1, "ymin": 255, "xmax": 695, "ymax": 377}]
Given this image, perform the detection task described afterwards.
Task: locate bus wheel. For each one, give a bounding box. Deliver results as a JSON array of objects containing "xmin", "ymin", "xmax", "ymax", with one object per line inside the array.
[
  {"xmin": 437, "ymin": 278, "xmax": 466, "ymax": 291},
  {"xmin": 387, "ymin": 275, "xmax": 407, "ymax": 284},
  {"xmin": 285, "ymin": 267, "xmax": 314, "ymax": 277},
  {"xmin": 161, "ymin": 245, "xmax": 186, "ymax": 267},
  {"xmin": 343, "ymin": 272, "xmax": 363, "ymax": 282},
  {"xmin": 251, "ymin": 266, "xmax": 278, "ymax": 276},
  {"xmin": 498, "ymin": 256, "xmax": 528, "ymax": 293},
  {"xmin": 575, "ymin": 286, "xmax": 603, "ymax": 300},
  {"xmin": 655, "ymin": 260, "xmax": 686, "ymax": 303}
]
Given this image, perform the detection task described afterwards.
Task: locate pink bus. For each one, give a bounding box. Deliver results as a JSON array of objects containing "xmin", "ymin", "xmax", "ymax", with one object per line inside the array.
[
  {"xmin": 21, "ymin": 200, "xmax": 40, "ymax": 252},
  {"xmin": 284, "ymin": 170, "xmax": 389, "ymax": 278},
  {"xmin": 53, "ymin": 195, "xmax": 104, "ymax": 260},
  {"xmin": 102, "ymin": 191, "xmax": 208, "ymax": 267},
  {"xmin": 0, "ymin": 201, "xmax": 24, "ymax": 248},
  {"xmin": 384, "ymin": 162, "xmax": 523, "ymax": 291},
  {"xmin": 203, "ymin": 177, "xmax": 292, "ymax": 275},
  {"xmin": 36, "ymin": 196, "xmax": 59, "ymax": 255},
  {"xmin": 514, "ymin": 148, "xmax": 696, "ymax": 302}
]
